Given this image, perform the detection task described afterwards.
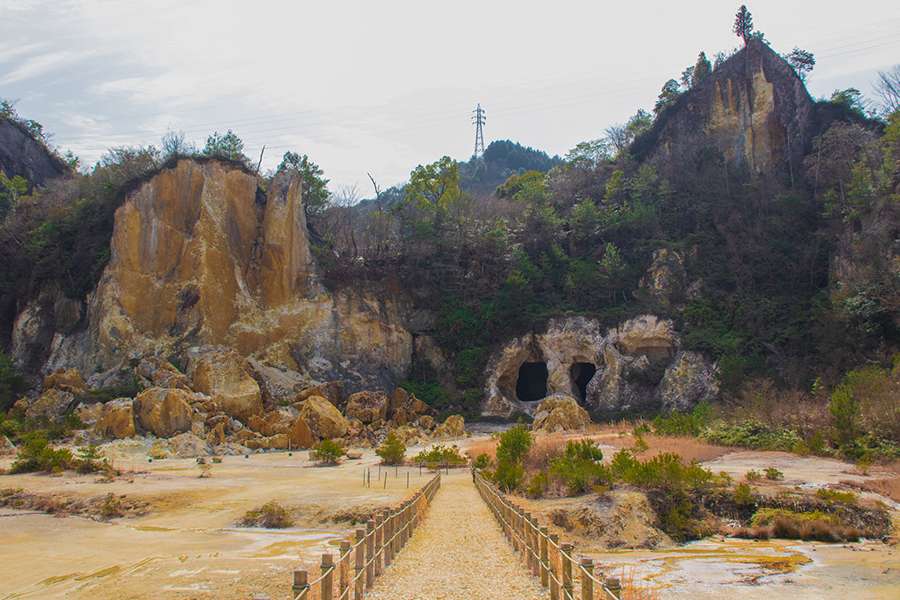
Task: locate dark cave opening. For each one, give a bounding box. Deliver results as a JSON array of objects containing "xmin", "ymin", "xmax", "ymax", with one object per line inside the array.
[
  {"xmin": 570, "ymin": 362, "xmax": 597, "ymax": 404},
  {"xmin": 516, "ymin": 362, "xmax": 549, "ymax": 402}
]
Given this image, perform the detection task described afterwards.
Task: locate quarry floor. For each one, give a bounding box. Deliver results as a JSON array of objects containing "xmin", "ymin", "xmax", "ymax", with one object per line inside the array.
[{"xmin": 0, "ymin": 432, "xmax": 897, "ymax": 599}]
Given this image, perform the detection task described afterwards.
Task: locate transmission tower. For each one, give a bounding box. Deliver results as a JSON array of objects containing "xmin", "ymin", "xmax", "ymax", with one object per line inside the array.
[{"xmin": 472, "ymin": 103, "xmax": 486, "ymax": 157}]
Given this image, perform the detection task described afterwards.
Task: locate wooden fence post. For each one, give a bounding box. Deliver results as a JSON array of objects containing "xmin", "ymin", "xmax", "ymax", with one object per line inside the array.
[
  {"xmin": 561, "ymin": 543, "xmax": 574, "ymax": 600},
  {"xmin": 549, "ymin": 534, "xmax": 560, "ymax": 600},
  {"xmin": 580, "ymin": 558, "xmax": 593, "ymax": 600},
  {"xmin": 320, "ymin": 554, "xmax": 334, "ymax": 600},
  {"xmin": 374, "ymin": 513, "xmax": 384, "ymax": 577},
  {"xmin": 524, "ymin": 513, "xmax": 535, "ymax": 573},
  {"xmin": 354, "ymin": 530, "xmax": 365, "ymax": 600},
  {"xmin": 339, "ymin": 541, "xmax": 350, "ymax": 599},
  {"xmin": 605, "ymin": 577, "xmax": 622, "ymax": 600},
  {"xmin": 365, "ymin": 519, "xmax": 375, "ymax": 589},
  {"xmin": 540, "ymin": 527, "xmax": 549, "ymax": 588},
  {"xmin": 292, "ymin": 570, "xmax": 309, "ymax": 599}
]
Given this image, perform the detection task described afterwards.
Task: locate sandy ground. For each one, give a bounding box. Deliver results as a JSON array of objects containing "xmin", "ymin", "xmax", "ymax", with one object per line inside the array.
[
  {"xmin": 367, "ymin": 470, "xmax": 547, "ymax": 600},
  {"xmin": 0, "ymin": 446, "xmax": 431, "ymax": 599}
]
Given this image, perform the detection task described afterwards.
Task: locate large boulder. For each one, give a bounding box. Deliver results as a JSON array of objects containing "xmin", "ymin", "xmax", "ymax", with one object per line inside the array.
[
  {"xmin": 389, "ymin": 388, "xmax": 432, "ymax": 425},
  {"xmin": 135, "ymin": 356, "xmax": 191, "ymax": 390},
  {"xmin": 169, "ymin": 432, "xmax": 211, "ymax": 458},
  {"xmin": 296, "ymin": 395, "xmax": 348, "ymax": 439},
  {"xmin": 532, "ymin": 394, "xmax": 592, "ymax": 433},
  {"xmin": 288, "ymin": 416, "xmax": 315, "ymax": 448},
  {"xmin": 25, "ymin": 388, "xmax": 75, "ymax": 422},
  {"xmin": 296, "ymin": 381, "xmax": 344, "ymax": 410},
  {"xmin": 75, "ymin": 402, "xmax": 105, "ymax": 426},
  {"xmin": 657, "ymin": 351, "xmax": 719, "ymax": 412},
  {"xmin": 134, "ymin": 387, "xmax": 193, "ymax": 437},
  {"xmin": 42, "ymin": 368, "xmax": 87, "ymax": 396},
  {"xmin": 247, "ymin": 359, "xmax": 306, "ymax": 408},
  {"xmin": 433, "ymin": 415, "xmax": 465, "ymax": 439},
  {"xmin": 94, "ymin": 399, "xmax": 137, "ymax": 439},
  {"xmin": 345, "ymin": 391, "xmax": 389, "ymax": 424},
  {"xmin": 187, "ymin": 347, "xmax": 263, "ymax": 422},
  {"xmin": 248, "ymin": 407, "xmax": 298, "ymax": 437}
]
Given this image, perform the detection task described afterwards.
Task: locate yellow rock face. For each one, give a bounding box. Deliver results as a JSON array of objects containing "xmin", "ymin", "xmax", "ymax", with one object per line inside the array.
[
  {"xmin": 85, "ymin": 159, "xmax": 412, "ymax": 387},
  {"xmin": 188, "ymin": 347, "xmax": 262, "ymax": 422},
  {"xmin": 134, "ymin": 387, "xmax": 193, "ymax": 437}
]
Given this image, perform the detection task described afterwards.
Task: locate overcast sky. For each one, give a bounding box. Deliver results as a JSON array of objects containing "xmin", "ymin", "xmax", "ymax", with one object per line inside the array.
[{"xmin": 1, "ymin": 0, "xmax": 898, "ymax": 191}]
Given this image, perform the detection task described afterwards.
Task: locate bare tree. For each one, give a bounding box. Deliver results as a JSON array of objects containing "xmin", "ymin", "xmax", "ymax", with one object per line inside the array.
[{"xmin": 875, "ymin": 66, "xmax": 900, "ymax": 115}]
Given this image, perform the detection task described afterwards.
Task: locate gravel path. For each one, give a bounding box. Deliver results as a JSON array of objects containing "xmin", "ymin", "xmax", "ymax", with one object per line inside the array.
[{"xmin": 367, "ymin": 471, "xmax": 548, "ymax": 600}]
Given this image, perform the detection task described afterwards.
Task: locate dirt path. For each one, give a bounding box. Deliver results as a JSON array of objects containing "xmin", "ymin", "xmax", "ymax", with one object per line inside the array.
[{"xmin": 367, "ymin": 471, "xmax": 547, "ymax": 600}]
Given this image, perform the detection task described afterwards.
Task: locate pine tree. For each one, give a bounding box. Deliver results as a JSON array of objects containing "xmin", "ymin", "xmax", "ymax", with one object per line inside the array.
[
  {"xmin": 733, "ymin": 5, "xmax": 753, "ymax": 46},
  {"xmin": 692, "ymin": 52, "xmax": 712, "ymax": 87}
]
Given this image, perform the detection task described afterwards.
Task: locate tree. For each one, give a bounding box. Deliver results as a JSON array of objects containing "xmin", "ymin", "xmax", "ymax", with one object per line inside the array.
[
  {"xmin": 278, "ymin": 151, "xmax": 331, "ymax": 217},
  {"xmin": 565, "ymin": 139, "xmax": 611, "ymax": 168},
  {"xmin": 830, "ymin": 88, "xmax": 871, "ymax": 119},
  {"xmin": 874, "ymin": 65, "xmax": 900, "ymax": 115},
  {"xmin": 692, "ymin": 52, "xmax": 712, "ymax": 87},
  {"xmin": 404, "ymin": 156, "xmax": 462, "ymax": 210},
  {"xmin": 202, "ymin": 130, "xmax": 247, "ymax": 163},
  {"xmin": 160, "ymin": 130, "xmax": 196, "ymax": 160},
  {"xmin": 654, "ymin": 79, "xmax": 682, "ymax": 115},
  {"xmin": 376, "ymin": 431, "xmax": 406, "ymax": 465},
  {"xmin": 680, "ymin": 65, "xmax": 695, "ymax": 90},
  {"xmin": 0, "ymin": 173, "xmax": 28, "ymax": 221},
  {"xmin": 785, "ymin": 48, "xmax": 816, "ymax": 82},
  {"xmin": 733, "ymin": 5, "xmax": 753, "ymax": 46}
]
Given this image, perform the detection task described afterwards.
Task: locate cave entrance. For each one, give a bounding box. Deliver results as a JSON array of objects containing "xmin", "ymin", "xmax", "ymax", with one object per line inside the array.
[
  {"xmin": 516, "ymin": 362, "xmax": 548, "ymax": 403},
  {"xmin": 570, "ymin": 362, "xmax": 597, "ymax": 404}
]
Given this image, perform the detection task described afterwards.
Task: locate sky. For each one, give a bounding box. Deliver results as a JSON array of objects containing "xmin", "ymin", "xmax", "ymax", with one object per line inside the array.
[{"xmin": 1, "ymin": 0, "xmax": 898, "ymax": 192}]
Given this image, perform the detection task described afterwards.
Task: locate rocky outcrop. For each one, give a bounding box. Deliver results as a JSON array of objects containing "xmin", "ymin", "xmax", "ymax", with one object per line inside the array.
[
  {"xmin": 134, "ymin": 387, "xmax": 193, "ymax": 437},
  {"xmin": 637, "ymin": 249, "xmax": 687, "ymax": 310},
  {"xmin": 0, "ymin": 118, "xmax": 68, "ymax": 187},
  {"xmin": 635, "ymin": 39, "xmax": 819, "ymax": 179},
  {"xmin": 135, "ymin": 357, "xmax": 191, "ymax": 391},
  {"xmin": 94, "ymin": 398, "xmax": 137, "ymax": 439},
  {"xmin": 42, "ymin": 368, "xmax": 87, "ymax": 396},
  {"xmin": 532, "ymin": 394, "xmax": 592, "ymax": 432},
  {"xmin": 187, "ymin": 346, "xmax": 262, "ymax": 422},
  {"xmin": 296, "ymin": 395, "xmax": 348, "ymax": 439},
  {"xmin": 482, "ymin": 315, "xmax": 717, "ymax": 418},
  {"xmin": 433, "ymin": 415, "xmax": 465, "ymax": 439}
]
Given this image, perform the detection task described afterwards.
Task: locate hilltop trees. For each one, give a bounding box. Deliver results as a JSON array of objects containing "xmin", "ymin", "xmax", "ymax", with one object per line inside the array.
[
  {"xmin": 733, "ymin": 5, "xmax": 754, "ymax": 45},
  {"xmin": 202, "ymin": 130, "xmax": 247, "ymax": 163},
  {"xmin": 786, "ymin": 48, "xmax": 816, "ymax": 82},
  {"xmin": 278, "ymin": 152, "xmax": 331, "ymax": 217}
]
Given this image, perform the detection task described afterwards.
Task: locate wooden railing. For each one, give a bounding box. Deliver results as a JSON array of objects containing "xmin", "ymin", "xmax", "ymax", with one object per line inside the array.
[
  {"xmin": 473, "ymin": 470, "xmax": 622, "ymax": 600},
  {"xmin": 291, "ymin": 473, "xmax": 441, "ymax": 600}
]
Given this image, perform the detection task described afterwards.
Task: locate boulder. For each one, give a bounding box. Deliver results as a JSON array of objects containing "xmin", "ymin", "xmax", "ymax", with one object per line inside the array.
[
  {"xmin": 42, "ymin": 368, "xmax": 87, "ymax": 395},
  {"xmin": 169, "ymin": 432, "xmax": 211, "ymax": 458},
  {"xmin": 135, "ymin": 356, "xmax": 191, "ymax": 390},
  {"xmin": 187, "ymin": 347, "xmax": 263, "ymax": 422},
  {"xmin": 389, "ymin": 388, "xmax": 432, "ymax": 425},
  {"xmin": 26, "ymin": 388, "xmax": 75, "ymax": 422},
  {"xmin": 345, "ymin": 391, "xmax": 389, "ymax": 424},
  {"xmin": 416, "ymin": 415, "xmax": 435, "ymax": 431},
  {"xmin": 94, "ymin": 398, "xmax": 137, "ymax": 439},
  {"xmin": 134, "ymin": 387, "xmax": 193, "ymax": 437},
  {"xmin": 532, "ymin": 394, "xmax": 592, "ymax": 433},
  {"xmin": 207, "ymin": 422, "xmax": 227, "ymax": 446},
  {"xmin": 433, "ymin": 415, "xmax": 465, "ymax": 439},
  {"xmin": 247, "ymin": 359, "xmax": 307, "ymax": 408},
  {"xmin": 248, "ymin": 407, "xmax": 298, "ymax": 437},
  {"xmin": 296, "ymin": 381, "xmax": 344, "ymax": 410},
  {"xmin": 657, "ymin": 351, "xmax": 719, "ymax": 412},
  {"xmin": 296, "ymin": 395, "xmax": 348, "ymax": 439},
  {"xmin": 288, "ymin": 416, "xmax": 315, "ymax": 448},
  {"xmin": 75, "ymin": 402, "xmax": 105, "ymax": 426}
]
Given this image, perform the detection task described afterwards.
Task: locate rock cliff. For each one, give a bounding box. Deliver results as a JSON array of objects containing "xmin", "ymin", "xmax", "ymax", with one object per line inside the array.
[
  {"xmin": 0, "ymin": 118, "xmax": 68, "ymax": 187},
  {"xmin": 12, "ymin": 159, "xmax": 418, "ymax": 393}
]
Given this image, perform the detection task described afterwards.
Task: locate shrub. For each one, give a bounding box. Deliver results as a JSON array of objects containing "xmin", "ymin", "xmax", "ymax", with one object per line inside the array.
[
  {"xmin": 737, "ymin": 509, "xmax": 860, "ymax": 542},
  {"xmin": 526, "ymin": 472, "xmax": 549, "ymax": 498},
  {"xmin": 240, "ymin": 501, "xmax": 294, "ymax": 528},
  {"xmin": 10, "ymin": 433, "xmax": 73, "ymax": 473},
  {"xmin": 744, "ymin": 470, "xmax": 762, "ymax": 482},
  {"xmin": 548, "ymin": 439, "xmax": 609, "ymax": 496},
  {"xmin": 494, "ymin": 460, "xmax": 526, "ymax": 492},
  {"xmin": 764, "ymin": 467, "xmax": 784, "ymax": 481},
  {"xmin": 751, "ymin": 508, "xmax": 837, "ymax": 527},
  {"xmin": 652, "ymin": 401, "xmax": 712, "ymax": 437},
  {"xmin": 312, "ymin": 439, "xmax": 344, "ymax": 465},
  {"xmin": 75, "ymin": 444, "xmax": 106, "ymax": 474},
  {"xmin": 376, "ymin": 431, "xmax": 406, "ymax": 465},
  {"xmin": 493, "ymin": 425, "xmax": 533, "ymax": 492},
  {"xmin": 99, "ymin": 493, "xmax": 125, "ymax": 520},
  {"xmin": 828, "ymin": 384, "xmax": 859, "ymax": 446},
  {"xmin": 413, "ymin": 444, "xmax": 466, "ymax": 469},
  {"xmin": 702, "ymin": 420, "xmax": 802, "ymax": 451},
  {"xmin": 815, "ymin": 488, "xmax": 858, "ymax": 505},
  {"xmin": 733, "ymin": 482, "xmax": 755, "ymax": 507},
  {"xmin": 473, "ymin": 453, "xmax": 491, "ymax": 470}
]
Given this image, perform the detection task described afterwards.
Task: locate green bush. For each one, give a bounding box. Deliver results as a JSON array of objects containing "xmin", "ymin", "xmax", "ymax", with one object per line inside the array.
[
  {"xmin": 702, "ymin": 420, "xmax": 803, "ymax": 451},
  {"xmin": 733, "ymin": 482, "xmax": 755, "ymax": 506},
  {"xmin": 764, "ymin": 467, "xmax": 784, "ymax": 481},
  {"xmin": 493, "ymin": 425, "xmax": 533, "ymax": 492},
  {"xmin": 526, "ymin": 472, "xmax": 549, "ymax": 498},
  {"xmin": 75, "ymin": 444, "xmax": 107, "ymax": 474},
  {"xmin": 10, "ymin": 433, "xmax": 74, "ymax": 473},
  {"xmin": 376, "ymin": 431, "xmax": 406, "ymax": 465},
  {"xmin": 652, "ymin": 401, "xmax": 713, "ymax": 437},
  {"xmin": 745, "ymin": 469, "xmax": 762, "ymax": 482},
  {"xmin": 311, "ymin": 439, "xmax": 344, "ymax": 465},
  {"xmin": 815, "ymin": 488, "xmax": 858, "ymax": 506},
  {"xmin": 473, "ymin": 453, "xmax": 491, "ymax": 470},
  {"xmin": 413, "ymin": 444, "xmax": 466, "ymax": 469}
]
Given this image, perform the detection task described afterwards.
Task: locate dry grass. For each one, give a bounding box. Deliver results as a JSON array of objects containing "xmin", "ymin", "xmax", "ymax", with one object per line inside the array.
[
  {"xmin": 839, "ymin": 476, "xmax": 900, "ymax": 503},
  {"xmin": 618, "ymin": 567, "xmax": 662, "ymax": 600},
  {"xmin": 465, "ymin": 438, "xmax": 498, "ymax": 462},
  {"xmin": 603, "ymin": 433, "xmax": 731, "ymax": 463},
  {"xmin": 731, "ymin": 517, "xmax": 862, "ymax": 543}
]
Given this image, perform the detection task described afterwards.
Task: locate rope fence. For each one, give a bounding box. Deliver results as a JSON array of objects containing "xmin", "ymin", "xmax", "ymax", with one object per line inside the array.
[
  {"xmin": 291, "ymin": 473, "xmax": 441, "ymax": 600},
  {"xmin": 473, "ymin": 470, "xmax": 622, "ymax": 600}
]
